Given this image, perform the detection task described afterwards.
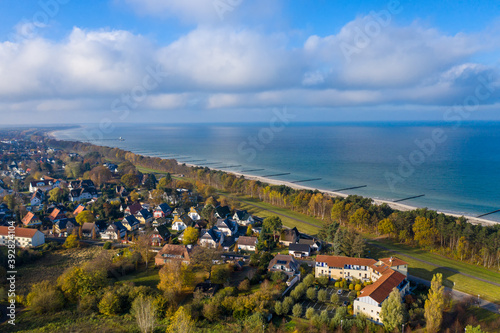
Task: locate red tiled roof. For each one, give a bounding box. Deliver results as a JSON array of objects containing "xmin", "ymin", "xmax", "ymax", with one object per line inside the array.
[
  {"xmin": 22, "ymin": 212, "xmax": 38, "ymax": 225},
  {"xmin": 49, "ymin": 208, "xmax": 62, "ymax": 220},
  {"xmin": 316, "ymin": 255, "xmax": 377, "ymax": 268},
  {"xmin": 379, "ymin": 257, "xmax": 408, "ymax": 267},
  {"xmin": 0, "ymin": 226, "xmax": 39, "ymax": 238},
  {"xmin": 73, "ymin": 205, "xmax": 86, "ymax": 216},
  {"xmin": 359, "ymin": 270, "xmax": 406, "ymax": 304}
]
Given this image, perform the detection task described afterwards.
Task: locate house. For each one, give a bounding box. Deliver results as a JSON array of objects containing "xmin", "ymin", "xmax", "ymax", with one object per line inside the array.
[
  {"xmin": 314, "ymin": 255, "xmax": 408, "ymax": 283},
  {"xmin": 81, "ymin": 222, "xmax": 98, "ymax": 238},
  {"xmin": 48, "ymin": 208, "xmax": 66, "ymax": 222},
  {"xmin": 214, "ymin": 205, "xmax": 231, "ymax": 219},
  {"xmin": 53, "ymin": 218, "xmax": 78, "ymax": 235},
  {"xmin": 298, "ymin": 238, "xmax": 322, "ymax": 252},
  {"xmin": 69, "ymin": 187, "xmax": 98, "ymax": 202},
  {"xmin": 221, "ymin": 236, "xmax": 236, "ymax": 251},
  {"xmin": 135, "ymin": 209, "xmax": 153, "ymax": 225},
  {"xmin": 199, "ymin": 228, "xmax": 223, "ymax": 248},
  {"xmin": 194, "ymin": 219, "xmax": 208, "ymax": 230},
  {"xmin": 101, "ymin": 221, "xmax": 127, "ymax": 240},
  {"xmin": 116, "ymin": 185, "xmax": 128, "ymax": 197},
  {"xmin": 29, "ymin": 179, "xmax": 54, "ymax": 193},
  {"xmin": 154, "ymin": 203, "xmax": 172, "ymax": 218},
  {"xmin": 0, "ymin": 226, "xmax": 45, "ymax": 247},
  {"xmin": 188, "ymin": 206, "xmax": 201, "ymax": 221},
  {"xmin": 21, "ymin": 212, "xmax": 41, "ymax": 227},
  {"xmin": 232, "ymin": 210, "xmax": 254, "ymax": 226},
  {"xmin": 30, "ymin": 189, "xmax": 44, "ymax": 206},
  {"xmin": 155, "ymin": 244, "xmax": 192, "ymax": 266},
  {"xmin": 215, "ymin": 218, "xmax": 238, "ymax": 236},
  {"xmin": 150, "ymin": 224, "xmax": 171, "ymax": 246},
  {"xmin": 280, "ymin": 227, "xmax": 300, "ymax": 246},
  {"xmin": 73, "ymin": 204, "xmax": 86, "ymax": 216},
  {"xmin": 152, "ymin": 217, "xmax": 168, "ymax": 227},
  {"xmin": 125, "ymin": 202, "xmax": 142, "ymax": 216},
  {"xmin": 172, "ymin": 214, "xmax": 192, "ymax": 232},
  {"xmin": 237, "ymin": 236, "xmax": 258, "ymax": 252},
  {"xmin": 354, "ymin": 270, "xmax": 410, "ymax": 324},
  {"xmin": 172, "ymin": 207, "xmax": 185, "ymax": 217},
  {"xmin": 69, "ymin": 179, "xmax": 95, "ymax": 190},
  {"xmin": 121, "ymin": 215, "xmax": 140, "ymax": 232},
  {"xmin": 267, "ymin": 254, "xmax": 301, "ymax": 286},
  {"xmin": 288, "ymin": 243, "xmax": 311, "ymax": 258}
]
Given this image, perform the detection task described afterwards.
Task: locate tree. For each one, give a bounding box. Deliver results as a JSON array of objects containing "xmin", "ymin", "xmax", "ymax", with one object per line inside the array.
[
  {"xmin": 191, "ymin": 246, "xmax": 221, "ymax": 280},
  {"xmin": 424, "ymin": 273, "xmax": 444, "ymax": 333},
  {"xmin": 318, "ymin": 289, "xmax": 328, "ymax": 302},
  {"xmin": 27, "ymin": 280, "xmax": 64, "ymax": 314},
  {"xmin": 88, "ymin": 166, "xmax": 112, "ymax": 187},
  {"xmin": 262, "ymin": 216, "xmax": 283, "ymax": 238},
  {"xmin": 380, "ymin": 288, "xmax": 406, "ymax": 332},
  {"xmin": 157, "ymin": 174, "xmax": 171, "ymax": 191},
  {"xmin": 351, "ymin": 234, "xmax": 365, "ymax": 258},
  {"xmin": 203, "ymin": 302, "xmax": 221, "ymax": 322},
  {"xmin": 121, "ymin": 173, "xmax": 139, "ymax": 188},
  {"xmin": 306, "ymin": 288, "xmax": 317, "ymax": 301},
  {"xmin": 292, "ymin": 303, "xmax": 303, "ymax": 317},
  {"xmin": 57, "ymin": 265, "xmax": 108, "ymax": 303},
  {"xmin": 134, "ymin": 232, "xmax": 152, "ymax": 269},
  {"xmin": 275, "ymin": 301, "xmax": 284, "ymax": 316},
  {"xmin": 158, "ymin": 262, "xmax": 182, "ymax": 303},
  {"xmin": 283, "ymin": 296, "xmax": 294, "ymax": 314},
  {"xmin": 464, "ymin": 325, "xmax": 486, "ymax": 333},
  {"xmin": 75, "ymin": 211, "xmax": 95, "ymax": 225},
  {"xmin": 330, "ymin": 293, "xmax": 339, "ymax": 305},
  {"xmin": 303, "ymin": 274, "xmax": 315, "ymax": 287},
  {"xmin": 167, "ymin": 306, "xmax": 195, "ymax": 333},
  {"xmin": 64, "ymin": 234, "xmax": 79, "ymax": 248},
  {"xmin": 349, "ymin": 207, "xmax": 370, "ymax": 229},
  {"xmin": 305, "ymin": 307, "xmax": 315, "ymax": 320},
  {"xmin": 143, "ymin": 174, "xmax": 157, "ymax": 190},
  {"xmin": 131, "ymin": 295, "xmax": 156, "ymax": 333},
  {"xmin": 333, "ymin": 228, "xmax": 344, "ymax": 255},
  {"xmin": 211, "ymin": 264, "xmax": 232, "ymax": 284},
  {"xmin": 246, "ymin": 224, "xmax": 253, "ymax": 236},
  {"xmin": 149, "ymin": 189, "xmax": 164, "ymax": 206},
  {"xmin": 183, "ymin": 227, "xmax": 199, "ymax": 245},
  {"xmin": 378, "ymin": 218, "xmax": 395, "ymax": 235},
  {"xmin": 48, "ymin": 187, "xmax": 66, "ymax": 203},
  {"xmin": 413, "ymin": 216, "xmax": 438, "ymax": 248}
]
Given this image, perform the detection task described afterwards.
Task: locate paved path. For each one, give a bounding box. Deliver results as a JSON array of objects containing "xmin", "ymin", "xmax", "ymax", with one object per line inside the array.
[
  {"xmin": 368, "ymin": 241, "xmax": 500, "ymax": 288},
  {"xmin": 408, "ymin": 275, "xmax": 499, "ymax": 314}
]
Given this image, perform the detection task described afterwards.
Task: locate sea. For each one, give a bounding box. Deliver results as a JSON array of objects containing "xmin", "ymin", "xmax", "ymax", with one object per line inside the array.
[{"xmin": 52, "ymin": 122, "xmax": 500, "ymax": 222}]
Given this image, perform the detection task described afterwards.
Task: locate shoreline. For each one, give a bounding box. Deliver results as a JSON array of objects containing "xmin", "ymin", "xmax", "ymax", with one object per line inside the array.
[
  {"xmin": 184, "ymin": 162, "xmax": 499, "ymax": 226},
  {"xmin": 48, "ymin": 129, "xmax": 499, "ymax": 226}
]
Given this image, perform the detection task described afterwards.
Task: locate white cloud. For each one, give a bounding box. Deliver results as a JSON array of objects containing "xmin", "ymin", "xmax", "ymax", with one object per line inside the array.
[{"xmin": 0, "ymin": 17, "xmax": 500, "ymax": 123}]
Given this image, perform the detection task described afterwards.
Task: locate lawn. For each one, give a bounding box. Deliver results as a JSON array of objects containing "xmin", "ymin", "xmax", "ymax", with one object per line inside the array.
[
  {"xmin": 116, "ymin": 266, "xmax": 161, "ymax": 288},
  {"xmin": 366, "ymin": 241, "xmax": 500, "ymax": 304}
]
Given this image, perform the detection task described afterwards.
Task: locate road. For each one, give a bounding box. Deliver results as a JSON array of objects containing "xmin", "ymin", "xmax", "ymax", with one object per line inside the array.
[{"xmin": 227, "ymin": 194, "xmax": 500, "ymax": 314}]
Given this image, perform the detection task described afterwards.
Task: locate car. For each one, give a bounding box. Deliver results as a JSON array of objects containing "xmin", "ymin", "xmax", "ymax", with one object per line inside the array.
[
  {"xmin": 342, "ymin": 301, "xmax": 349, "ymax": 307},
  {"xmin": 337, "ymin": 289, "xmax": 343, "ymax": 295}
]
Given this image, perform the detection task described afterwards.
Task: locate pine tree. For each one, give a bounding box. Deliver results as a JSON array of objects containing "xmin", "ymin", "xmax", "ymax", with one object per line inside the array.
[
  {"xmin": 380, "ymin": 287, "xmax": 406, "ymax": 332},
  {"xmin": 424, "ymin": 273, "xmax": 444, "ymax": 333},
  {"xmin": 333, "ymin": 228, "xmax": 343, "ymax": 255}
]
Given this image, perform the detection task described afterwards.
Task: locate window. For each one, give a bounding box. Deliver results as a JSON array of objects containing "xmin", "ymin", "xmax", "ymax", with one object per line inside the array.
[{"xmin": 357, "ymin": 306, "xmax": 360, "ymax": 310}]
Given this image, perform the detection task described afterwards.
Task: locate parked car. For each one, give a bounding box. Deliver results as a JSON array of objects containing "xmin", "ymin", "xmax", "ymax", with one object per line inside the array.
[
  {"xmin": 342, "ymin": 301, "xmax": 349, "ymax": 307},
  {"xmin": 337, "ymin": 289, "xmax": 343, "ymax": 295}
]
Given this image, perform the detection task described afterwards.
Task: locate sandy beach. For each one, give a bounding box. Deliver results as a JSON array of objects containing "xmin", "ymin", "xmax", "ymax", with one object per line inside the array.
[{"xmin": 185, "ymin": 163, "xmax": 499, "ymax": 227}]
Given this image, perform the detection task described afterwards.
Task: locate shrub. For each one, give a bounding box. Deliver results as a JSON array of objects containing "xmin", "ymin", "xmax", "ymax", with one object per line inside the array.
[
  {"xmin": 306, "ymin": 287, "xmax": 317, "ymax": 301},
  {"xmin": 330, "ymin": 293, "xmax": 339, "ymax": 305},
  {"xmin": 103, "ymin": 241, "xmax": 112, "ymax": 249},
  {"xmin": 203, "ymin": 302, "xmax": 221, "ymax": 322},
  {"xmin": 349, "ymin": 283, "xmax": 354, "ymax": 290},
  {"xmin": 78, "ymin": 294, "xmax": 98, "ymax": 313},
  {"xmin": 317, "ymin": 275, "xmax": 329, "ymax": 287},
  {"xmin": 64, "ymin": 234, "xmax": 79, "ymax": 249},
  {"xmin": 238, "ymin": 279, "xmax": 250, "ymax": 292},
  {"xmin": 26, "ymin": 280, "xmax": 64, "ymax": 314},
  {"xmin": 355, "ymin": 283, "xmax": 362, "ymax": 291},
  {"xmin": 99, "ymin": 291, "xmax": 121, "ymax": 316},
  {"xmin": 292, "ymin": 303, "xmax": 303, "ymax": 317},
  {"xmin": 334, "ymin": 282, "xmax": 340, "ymax": 288}
]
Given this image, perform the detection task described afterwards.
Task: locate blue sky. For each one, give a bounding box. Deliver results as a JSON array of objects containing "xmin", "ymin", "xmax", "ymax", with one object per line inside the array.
[{"xmin": 0, "ymin": 0, "xmax": 499, "ymax": 124}]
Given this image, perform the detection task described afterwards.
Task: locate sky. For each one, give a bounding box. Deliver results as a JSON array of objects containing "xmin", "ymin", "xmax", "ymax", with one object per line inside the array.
[{"xmin": 1, "ymin": 0, "xmax": 500, "ymax": 124}]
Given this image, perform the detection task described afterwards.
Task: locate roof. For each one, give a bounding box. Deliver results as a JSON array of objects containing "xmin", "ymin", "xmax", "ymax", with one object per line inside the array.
[
  {"xmin": 157, "ymin": 203, "xmax": 172, "ymax": 213},
  {"xmin": 201, "ymin": 228, "xmax": 221, "ymax": 242},
  {"xmin": 289, "ymin": 243, "xmax": 311, "ymax": 252},
  {"xmin": 0, "ymin": 226, "xmax": 40, "ymax": 238},
  {"xmin": 234, "ymin": 210, "xmax": 250, "ymax": 220},
  {"xmin": 123, "ymin": 215, "xmax": 140, "ymax": 225},
  {"xmin": 268, "ymin": 254, "xmax": 300, "ymax": 273},
  {"xmin": 298, "ymin": 239, "xmax": 320, "ymax": 246},
  {"xmin": 359, "ymin": 270, "xmax": 407, "ymax": 304},
  {"xmin": 155, "ymin": 224, "xmax": 170, "ymax": 239},
  {"xmin": 137, "ymin": 208, "xmax": 152, "ymax": 219},
  {"xmin": 155, "ymin": 244, "xmax": 192, "ymax": 261},
  {"xmin": 216, "ymin": 218, "xmax": 235, "ymax": 230},
  {"xmin": 49, "ymin": 208, "xmax": 63, "ymax": 220},
  {"xmin": 81, "ymin": 222, "xmax": 96, "ymax": 233},
  {"xmin": 215, "ymin": 205, "xmax": 231, "ymax": 218},
  {"xmin": 22, "ymin": 212, "xmax": 39, "ymax": 225},
  {"xmin": 126, "ymin": 202, "xmax": 142, "ymax": 215},
  {"xmin": 379, "ymin": 257, "xmax": 408, "ymax": 267},
  {"xmin": 315, "ymin": 255, "xmax": 377, "ymax": 268},
  {"xmin": 280, "ymin": 227, "xmax": 300, "ymax": 242},
  {"xmin": 237, "ymin": 236, "xmax": 258, "ymax": 246},
  {"xmin": 73, "ymin": 204, "xmax": 86, "ymax": 216}
]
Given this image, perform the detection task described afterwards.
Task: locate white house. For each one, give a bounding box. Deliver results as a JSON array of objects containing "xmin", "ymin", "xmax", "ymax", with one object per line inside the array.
[
  {"xmin": 101, "ymin": 222, "xmax": 127, "ymax": 240},
  {"xmin": 172, "ymin": 215, "xmax": 192, "ymax": 232},
  {"xmin": 30, "ymin": 190, "xmax": 44, "ymax": 206},
  {"xmin": 199, "ymin": 228, "xmax": 223, "ymax": 248},
  {"xmin": 0, "ymin": 226, "xmax": 45, "ymax": 248},
  {"xmin": 215, "ymin": 218, "xmax": 238, "ymax": 236},
  {"xmin": 232, "ymin": 210, "xmax": 254, "ymax": 226},
  {"xmin": 288, "ymin": 243, "xmax": 311, "ymax": 258},
  {"xmin": 188, "ymin": 206, "xmax": 201, "ymax": 221},
  {"xmin": 237, "ymin": 236, "xmax": 258, "ymax": 251}
]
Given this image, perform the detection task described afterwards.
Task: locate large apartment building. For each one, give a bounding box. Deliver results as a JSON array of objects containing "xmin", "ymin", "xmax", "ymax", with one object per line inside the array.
[{"xmin": 315, "ymin": 255, "xmax": 409, "ymax": 324}]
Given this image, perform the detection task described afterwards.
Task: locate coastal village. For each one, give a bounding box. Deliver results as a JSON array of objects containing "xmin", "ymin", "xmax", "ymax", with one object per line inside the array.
[{"xmin": 0, "ymin": 133, "xmax": 496, "ymax": 333}]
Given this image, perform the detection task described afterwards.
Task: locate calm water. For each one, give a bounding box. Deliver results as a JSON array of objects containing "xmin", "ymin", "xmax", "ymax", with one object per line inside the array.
[{"xmin": 53, "ymin": 122, "xmax": 500, "ymax": 221}]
